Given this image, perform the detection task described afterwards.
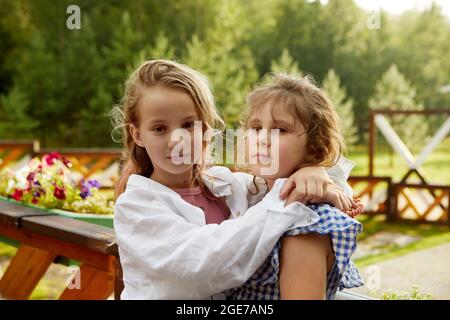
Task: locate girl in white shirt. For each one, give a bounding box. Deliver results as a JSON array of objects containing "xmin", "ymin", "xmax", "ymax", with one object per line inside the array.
[{"xmin": 112, "ymin": 59, "xmax": 359, "ymax": 299}]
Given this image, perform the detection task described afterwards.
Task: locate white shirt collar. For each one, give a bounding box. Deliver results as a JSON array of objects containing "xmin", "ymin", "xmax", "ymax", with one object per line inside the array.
[{"xmin": 127, "ymin": 172, "xmax": 232, "ymax": 198}]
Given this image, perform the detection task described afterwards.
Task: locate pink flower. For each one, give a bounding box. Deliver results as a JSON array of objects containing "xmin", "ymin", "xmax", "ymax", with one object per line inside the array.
[
  {"xmin": 43, "ymin": 152, "xmax": 62, "ymax": 166},
  {"xmin": 54, "ymin": 186, "xmax": 66, "ymax": 200},
  {"xmin": 12, "ymin": 189, "xmax": 23, "ymax": 201},
  {"xmin": 27, "ymin": 172, "xmax": 36, "ymax": 182},
  {"xmin": 62, "ymin": 158, "xmax": 72, "ymax": 168}
]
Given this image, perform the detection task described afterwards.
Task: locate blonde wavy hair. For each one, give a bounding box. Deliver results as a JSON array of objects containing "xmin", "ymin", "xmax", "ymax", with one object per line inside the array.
[
  {"xmin": 111, "ymin": 59, "xmax": 224, "ymax": 198},
  {"xmin": 242, "ymin": 72, "xmax": 346, "ymax": 169}
]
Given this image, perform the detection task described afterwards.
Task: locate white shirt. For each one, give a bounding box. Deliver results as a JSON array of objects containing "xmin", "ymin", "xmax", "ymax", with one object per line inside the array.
[{"xmin": 114, "ymin": 157, "xmax": 355, "ymax": 299}]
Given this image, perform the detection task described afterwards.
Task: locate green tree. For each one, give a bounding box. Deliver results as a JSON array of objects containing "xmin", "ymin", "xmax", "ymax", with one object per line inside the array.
[
  {"xmin": 10, "ymin": 32, "xmax": 65, "ymax": 146},
  {"xmin": 393, "ymin": 4, "xmax": 450, "ymax": 109},
  {"xmin": 80, "ymin": 12, "xmax": 140, "ymax": 147},
  {"xmin": 368, "ymin": 65, "xmax": 428, "ymax": 152},
  {"xmin": 270, "ymin": 48, "xmax": 302, "ymax": 76},
  {"xmin": 184, "ymin": 0, "xmax": 258, "ymax": 126},
  {"xmin": 133, "ymin": 32, "xmax": 176, "ymax": 68},
  {"xmin": 323, "ymin": 69, "xmax": 358, "ymax": 147},
  {"xmin": 0, "ymin": 86, "xmax": 38, "ymax": 137}
]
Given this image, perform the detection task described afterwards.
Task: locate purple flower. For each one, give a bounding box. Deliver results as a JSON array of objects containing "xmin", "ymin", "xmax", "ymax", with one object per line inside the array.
[
  {"xmin": 79, "ymin": 186, "xmax": 91, "ymax": 199},
  {"xmin": 87, "ymin": 180, "xmax": 101, "ymax": 189},
  {"xmin": 27, "ymin": 172, "xmax": 36, "ymax": 182}
]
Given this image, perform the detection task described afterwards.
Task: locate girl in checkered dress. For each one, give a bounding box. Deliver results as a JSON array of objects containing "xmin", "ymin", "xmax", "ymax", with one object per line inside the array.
[{"xmin": 225, "ymin": 73, "xmax": 364, "ymax": 300}]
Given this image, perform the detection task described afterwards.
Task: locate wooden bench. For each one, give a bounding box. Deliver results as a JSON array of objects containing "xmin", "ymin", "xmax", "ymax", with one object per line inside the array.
[{"xmin": 0, "ymin": 200, "xmax": 123, "ymax": 300}]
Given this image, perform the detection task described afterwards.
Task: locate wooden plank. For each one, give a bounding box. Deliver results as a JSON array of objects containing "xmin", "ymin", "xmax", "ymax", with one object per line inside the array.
[
  {"xmin": 354, "ymin": 181, "xmax": 377, "ymax": 199},
  {"xmin": 421, "ymin": 191, "xmax": 446, "ymax": 221},
  {"xmin": 59, "ymin": 263, "xmax": 114, "ymax": 300},
  {"xmin": 0, "ymin": 244, "xmax": 56, "ymax": 299},
  {"xmin": 0, "ymin": 200, "xmax": 55, "ymax": 227},
  {"xmin": 0, "ymin": 222, "xmax": 116, "ymax": 271},
  {"xmin": 85, "ymin": 157, "xmax": 115, "ymax": 178},
  {"xmin": 0, "ymin": 149, "xmax": 26, "ymax": 168},
  {"xmin": 399, "ymin": 189, "xmax": 421, "ymax": 218},
  {"xmin": 21, "ymin": 215, "xmax": 116, "ymax": 254}
]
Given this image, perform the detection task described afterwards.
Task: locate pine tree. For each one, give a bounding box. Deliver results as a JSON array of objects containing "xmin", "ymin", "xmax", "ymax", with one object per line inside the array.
[
  {"xmin": 10, "ymin": 32, "xmax": 64, "ymax": 146},
  {"xmin": 99, "ymin": 11, "xmax": 141, "ymax": 97},
  {"xmin": 148, "ymin": 32, "xmax": 176, "ymax": 61},
  {"xmin": 62, "ymin": 16, "xmax": 105, "ymax": 147},
  {"xmin": 133, "ymin": 32, "xmax": 176, "ymax": 70},
  {"xmin": 0, "ymin": 86, "xmax": 38, "ymax": 138},
  {"xmin": 184, "ymin": 0, "xmax": 258, "ymax": 127},
  {"xmin": 270, "ymin": 48, "xmax": 303, "ymax": 76},
  {"xmin": 81, "ymin": 12, "xmax": 140, "ymax": 147},
  {"xmin": 323, "ymin": 69, "xmax": 358, "ymax": 147},
  {"xmin": 368, "ymin": 65, "xmax": 428, "ymax": 152}
]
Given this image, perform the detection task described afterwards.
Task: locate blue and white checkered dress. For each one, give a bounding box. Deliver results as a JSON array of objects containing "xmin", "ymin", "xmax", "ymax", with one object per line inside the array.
[{"xmin": 224, "ymin": 203, "xmax": 364, "ymax": 300}]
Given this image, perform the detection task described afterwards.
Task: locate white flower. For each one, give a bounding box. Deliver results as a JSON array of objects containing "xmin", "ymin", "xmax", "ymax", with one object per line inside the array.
[
  {"xmin": 6, "ymin": 178, "xmax": 15, "ymax": 193},
  {"xmin": 14, "ymin": 165, "xmax": 30, "ymax": 190}
]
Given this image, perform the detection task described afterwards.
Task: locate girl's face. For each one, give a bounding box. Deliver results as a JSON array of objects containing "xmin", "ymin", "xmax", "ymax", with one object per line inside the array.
[
  {"xmin": 130, "ymin": 85, "xmax": 202, "ymax": 187},
  {"xmin": 246, "ymin": 102, "xmax": 308, "ymax": 181}
]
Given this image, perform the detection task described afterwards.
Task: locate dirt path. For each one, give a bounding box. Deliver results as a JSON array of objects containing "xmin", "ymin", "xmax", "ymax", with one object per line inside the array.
[{"xmin": 348, "ymin": 242, "xmax": 450, "ymax": 299}]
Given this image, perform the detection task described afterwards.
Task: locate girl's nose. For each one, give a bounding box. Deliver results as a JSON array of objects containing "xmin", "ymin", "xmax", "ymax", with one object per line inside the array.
[
  {"xmin": 258, "ymin": 129, "xmax": 271, "ymax": 147},
  {"xmin": 168, "ymin": 137, "xmax": 183, "ymax": 149}
]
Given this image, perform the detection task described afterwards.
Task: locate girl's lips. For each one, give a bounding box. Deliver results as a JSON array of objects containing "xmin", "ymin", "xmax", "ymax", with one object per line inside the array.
[
  {"xmin": 253, "ymin": 154, "xmax": 271, "ymax": 164},
  {"xmin": 168, "ymin": 154, "xmax": 191, "ymax": 163},
  {"xmin": 252, "ymin": 153, "xmax": 271, "ymax": 159}
]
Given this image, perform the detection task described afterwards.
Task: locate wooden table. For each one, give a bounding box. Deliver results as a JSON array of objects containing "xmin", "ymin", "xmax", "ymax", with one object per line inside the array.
[{"xmin": 0, "ymin": 200, "xmax": 123, "ymax": 300}]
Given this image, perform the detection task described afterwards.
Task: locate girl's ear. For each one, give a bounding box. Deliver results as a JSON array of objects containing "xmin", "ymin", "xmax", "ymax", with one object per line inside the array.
[{"xmin": 130, "ymin": 124, "xmax": 145, "ymax": 148}]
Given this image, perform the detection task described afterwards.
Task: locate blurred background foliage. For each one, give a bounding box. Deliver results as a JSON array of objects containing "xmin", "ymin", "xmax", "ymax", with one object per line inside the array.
[{"xmin": 0, "ymin": 0, "xmax": 449, "ymax": 149}]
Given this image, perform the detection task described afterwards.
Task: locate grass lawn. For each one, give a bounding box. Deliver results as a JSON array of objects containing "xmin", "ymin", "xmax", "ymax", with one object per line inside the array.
[{"xmin": 354, "ymin": 214, "xmax": 450, "ymax": 268}]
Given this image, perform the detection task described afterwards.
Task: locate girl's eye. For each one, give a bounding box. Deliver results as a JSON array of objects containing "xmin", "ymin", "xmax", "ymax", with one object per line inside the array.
[
  {"xmin": 275, "ymin": 127, "xmax": 287, "ymax": 133},
  {"xmin": 250, "ymin": 127, "xmax": 262, "ymax": 132},
  {"xmin": 183, "ymin": 121, "xmax": 195, "ymax": 130},
  {"xmin": 152, "ymin": 126, "xmax": 166, "ymax": 134}
]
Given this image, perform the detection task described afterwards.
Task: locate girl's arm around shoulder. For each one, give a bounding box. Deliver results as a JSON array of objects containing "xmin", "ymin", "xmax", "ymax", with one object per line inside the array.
[
  {"xmin": 113, "ymin": 185, "xmax": 300, "ymax": 299},
  {"xmin": 325, "ymin": 156, "xmax": 356, "ymax": 197},
  {"xmin": 204, "ymin": 166, "xmax": 268, "ymax": 208}
]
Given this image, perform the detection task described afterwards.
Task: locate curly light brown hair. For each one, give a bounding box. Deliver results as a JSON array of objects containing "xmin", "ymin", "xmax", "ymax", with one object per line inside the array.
[{"xmin": 242, "ymin": 72, "xmax": 346, "ymax": 169}]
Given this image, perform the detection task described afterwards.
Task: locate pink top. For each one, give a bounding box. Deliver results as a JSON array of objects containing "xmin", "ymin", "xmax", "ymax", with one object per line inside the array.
[{"xmin": 173, "ymin": 185, "xmax": 230, "ymax": 224}]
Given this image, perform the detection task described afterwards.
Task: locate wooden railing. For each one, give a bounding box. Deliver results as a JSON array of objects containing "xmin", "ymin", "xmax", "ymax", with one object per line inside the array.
[
  {"xmin": 0, "ymin": 200, "xmax": 123, "ymax": 300},
  {"xmin": 349, "ymin": 176, "xmax": 449, "ymax": 226},
  {"xmin": 1, "ymin": 141, "xmax": 448, "ymax": 226},
  {"xmin": 0, "ymin": 140, "xmax": 40, "ymax": 170},
  {"xmin": 348, "ymin": 176, "xmax": 393, "ymax": 219},
  {"xmin": 393, "ymin": 183, "xmax": 449, "ymax": 226}
]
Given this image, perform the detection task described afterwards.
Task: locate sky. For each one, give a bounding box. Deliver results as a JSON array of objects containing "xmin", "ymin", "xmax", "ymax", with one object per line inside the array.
[{"xmin": 353, "ymin": 0, "xmax": 450, "ymax": 18}]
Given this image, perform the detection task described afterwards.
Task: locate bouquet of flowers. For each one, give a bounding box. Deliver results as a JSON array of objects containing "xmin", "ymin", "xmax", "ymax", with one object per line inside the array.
[{"xmin": 0, "ymin": 152, "xmax": 113, "ymax": 215}]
